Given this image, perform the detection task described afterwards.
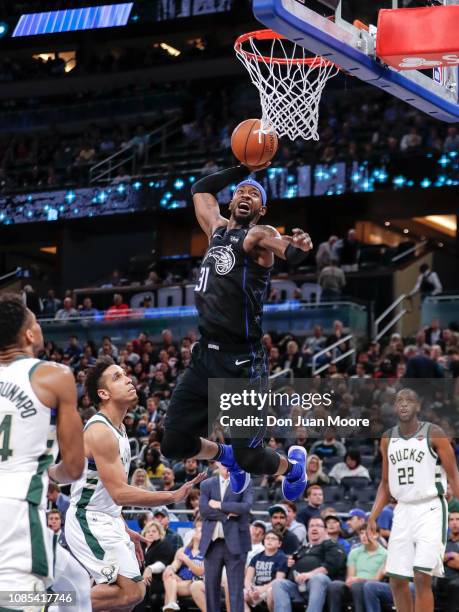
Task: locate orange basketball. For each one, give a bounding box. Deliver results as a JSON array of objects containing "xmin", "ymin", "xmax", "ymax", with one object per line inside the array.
[{"xmin": 231, "ymin": 118, "xmax": 278, "ymax": 166}]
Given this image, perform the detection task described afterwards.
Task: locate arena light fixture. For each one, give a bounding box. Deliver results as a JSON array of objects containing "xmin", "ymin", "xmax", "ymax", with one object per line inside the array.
[
  {"xmin": 13, "ymin": 3, "xmax": 133, "ymax": 37},
  {"xmin": 0, "ymin": 22, "xmax": 8, "ymax": 37},
  {"xmin": 159, "ymin": 43, "xmax": 181, "ymax": 57}
]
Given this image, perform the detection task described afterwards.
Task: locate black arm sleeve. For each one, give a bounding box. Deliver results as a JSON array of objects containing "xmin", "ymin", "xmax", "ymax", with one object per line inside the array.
[
  {"xmin": 285, "ymin": 243, "xmax": 309, "ymax": 266},
  {"xmin": 190, "ymin": 166, "xmax": 249, "ymax": 196}
]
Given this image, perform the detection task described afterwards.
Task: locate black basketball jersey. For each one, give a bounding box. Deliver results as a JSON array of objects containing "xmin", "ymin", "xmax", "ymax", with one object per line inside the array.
[{"xmin": 194, "ymin": 226, "xmax": 271, "ymax": 345}]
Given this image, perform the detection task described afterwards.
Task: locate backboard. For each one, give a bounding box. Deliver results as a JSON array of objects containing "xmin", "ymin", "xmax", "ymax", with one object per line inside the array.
[{"xmin": 252, "ymin": 0, "xmax": 459, "ymax": 122}]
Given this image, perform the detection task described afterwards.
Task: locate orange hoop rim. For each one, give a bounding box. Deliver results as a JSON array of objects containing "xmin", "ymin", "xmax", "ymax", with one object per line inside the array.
[{"xmin": 234, "ymin": 29, "xmax": 336, "ymax": 67}]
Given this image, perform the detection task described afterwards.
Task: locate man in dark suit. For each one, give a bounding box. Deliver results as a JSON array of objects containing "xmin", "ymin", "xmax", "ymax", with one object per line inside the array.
[{"xmin": 199, "ymin": 463, "xmax": 253, "ymax": 612}]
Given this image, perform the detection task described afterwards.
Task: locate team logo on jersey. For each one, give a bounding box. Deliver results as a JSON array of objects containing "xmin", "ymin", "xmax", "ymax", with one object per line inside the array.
[
  {"xmin": 101, "ymin": 564, "xmax": 117, "ymax": 583},
  {"xmin": 417, "ymin": 435, "xmax": 424, "ymax": 441},
  {"xmin": 203, "ymin": 245, "xmax": 236, "ymax": 275}
]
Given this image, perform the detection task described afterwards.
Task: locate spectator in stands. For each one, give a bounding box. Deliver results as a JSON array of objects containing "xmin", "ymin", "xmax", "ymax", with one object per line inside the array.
[
  {"xmin": 425, "ymin": 318, "xmax": 443, "ymax": 346},
  {"xmin": 130, "ymin": 468, "xmax": 155, "ymax": 491},
  {"xmin": 363, "ymin": 575, "xmax": 415, "ymax": 611},
  {"xmin": 247, "ymin": 520, "xmax": 267, "ymax": 566},
  {"xmin": 325, "ymin": 320, "xmax": 351, "ymax": 367},
  {"xmin": 306, "ymin": 454, "xmax": 330, "ymax": 486},
  {"xmin": 404, "ymin": 345, "xmax": 444, "ymax": 378},
  {"xmin": 297, "ymin": 485, "xmax": 324, "ymax": 528},
  {"xmin": 284, "ymin": 501, "xmax": 307, "ymax": 545},
  {"xmin": 153, "ymin": 507, "xmax": 183, "ymax": 553},
  {"xmin": 41, "ymin": 289, "xmax": 60, "ymax": 318},
  {"xmin": 143, "ymin": 445, "xmax": 166, "ymax": 479},
  {"xmin": 47, "ymin": 509, "xmax": 62, "ymax": 536},
  {"xmin": 344, "ymin": 509, "xmax": 367, "ymax": 548},
  {"xmin": 324, "ymin": 513, "xmax": 351, "ymax": 554},
  {"xmin": 281, "ymin": 340, "xmax": 306, "ymax": 377},
  {"xmin": 319, "ymin": 260, "xmax": 346, "ymax": 302},
  {"xmin": 174, "ymin": 458, "xmax": 200, "ymax": 484},
  {"xmin": 400, "ymin": 126, "xmax": 422, "ymax": 152},
  {"xmin": 269, "ymin": 516, "xmax": 346, "ymax": 612},
  {"xmin": 97, "ymin": 336, "xmax": 119, "ymax": 360},
  {"xmin": 78, "ymin": 296, "xmax": 99, "ymax": 318},
  {"xmin": 245, "ymin": 530, "xmax": 288, "ymax": 610},
  {"xmin": 310, "ymin": 431, "xmax": 346, "ymax": 459},
  {"xmin": 337, "ymin": 229, "xmax": 360, "ymax": 272},
  {"xmin": 159, "ymin": 467, "xmax": 178, "ymax": 496},
  {"xmin": 302, "ymin": 325, "xmax": 326, "ymax": 361},
  {"xmin": 104, "ymin": 293, "xmax": 130, "ymax": 320},
  {"xmin": 55, "ymin": 296, "xmax": 78, "ymax": 320},
  {"xmin": 436, "ymin": 511, "xmax": 459, "ymax": 604},
  {"xmin": 185, "ymin": 488, "xmax": 201, "ymax": 521},
  {"xmin": 315, "ymin": 235, "xmax": 339, "ymax": 271},
  {"xmin": 161, "ymin": 328, "xmax": 177, "ymax": 352},
  {"xmin": 376, "ymin": 498, "xmax": 396, "ymax": 539},
  {"xmin": 269, "ymin": 505, "xmax": 300, "ymax": 555},
  {"xmin": 146, "ymin": 395, "xmax": 162, "ymax": 424},
  {"xmin": 161, "ymin": 519, "xmax": 205, "ymax": 612},
  {"xmin": 329, "ymin": 449, "xmax": 371, "ymax": 485},
  {"xmin": 141, "ymin": 520, "xmax": 175, "ymax": 605},
  {"xmin": 443, "ymin": 126, "xmax": 459, "ymax": 153},
  {"xmin": 328, "ymin": 525, "xmax": 387, "ymax": 612},
  {"xmin": 409, "ymin": 262, "xmax": 442, "ymax": 299},
  {"xmin": 47, "ymin": 483, "xmax": 70, "ymax": 519}
]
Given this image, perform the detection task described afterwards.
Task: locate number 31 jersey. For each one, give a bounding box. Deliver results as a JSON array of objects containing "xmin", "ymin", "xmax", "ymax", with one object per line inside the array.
[{"xmin": 387, "ymin": 421, "xmax": 447, "ymax": 503}]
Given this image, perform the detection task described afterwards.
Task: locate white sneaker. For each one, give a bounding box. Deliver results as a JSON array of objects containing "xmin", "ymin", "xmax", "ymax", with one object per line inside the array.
[{"xmin": 162, "ymin": 603, "xmax": 180, "ymax": 612}]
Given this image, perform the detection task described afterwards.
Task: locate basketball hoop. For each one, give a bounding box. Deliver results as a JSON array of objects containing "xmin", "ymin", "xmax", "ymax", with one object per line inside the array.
[{"xmin": 235, "ymin": 29, "xmax": 340, "ymax": 141}]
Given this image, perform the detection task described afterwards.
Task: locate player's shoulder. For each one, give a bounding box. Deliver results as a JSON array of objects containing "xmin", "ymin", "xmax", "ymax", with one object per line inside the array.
[{"xmin": 32, "ymin": 360, "xmax": 73, "ymax": 377}]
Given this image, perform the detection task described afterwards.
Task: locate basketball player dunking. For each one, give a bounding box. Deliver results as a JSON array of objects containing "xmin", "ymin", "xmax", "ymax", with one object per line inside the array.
[
  {"xmin": 368, "ymin": 388, "xmax": 459, "ymax": 612},
  {"xmin": 161, "ymin": 162, "xmax": 313, "ymax": 501}
]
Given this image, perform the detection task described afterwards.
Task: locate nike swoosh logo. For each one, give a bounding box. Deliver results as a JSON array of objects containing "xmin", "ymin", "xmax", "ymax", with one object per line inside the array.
[{"xmin": 235, "ymin": 359, "xmax": 250, "ymax": 366}]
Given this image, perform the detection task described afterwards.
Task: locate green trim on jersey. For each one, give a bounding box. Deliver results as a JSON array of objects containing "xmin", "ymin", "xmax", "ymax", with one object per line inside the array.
[
  {"xmin": 413, "ymin": 566, "xmax": 432, "ymax": 573},
  {"xmin": 28, "ymin": 502, "xmax": 48, "ymax": 577},
  {"xmin": 28, "ymin": 360, "xmax": 44, "ymax": 381},
  {"xmin": 131, "ymin": 575, "xmax": 144, "ymax": 582},
  {"xmin": 26, "ymin": 452, "xmax": 54, "ymax": 504},
  {"xmin": 386, "ymin": 572, "xmax": 413, "ymax": 581},
  {"xmin": 75, "ymin": 480, "xmax": 105, "ymax": 560},
  {"xmin": 97, "ymin": 412, "xmax": 124, "ymax": 436},
  {"xmin": 426, "ymin": 424, "xmax": 438, "ymax": 459},
  {"xmin": 440, "ymin": 496, "xmax": 447, "ymax": 544},
  {"xmin": 0, "ymin": 607, "xmax": 25, "ymax": 611},
  {"xmin": 396, "ymin": 422, "xmax": 424, "ymax": 440}
]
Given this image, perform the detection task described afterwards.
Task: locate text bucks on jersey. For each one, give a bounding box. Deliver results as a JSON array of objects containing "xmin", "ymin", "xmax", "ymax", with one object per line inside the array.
[{"xmin": 388, "ymin": 422, "xmax": 447, "ymax": 503}]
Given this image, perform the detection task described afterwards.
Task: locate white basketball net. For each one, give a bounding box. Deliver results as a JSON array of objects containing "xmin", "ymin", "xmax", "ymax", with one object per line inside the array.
[{"xmin": 235, "ymin": 32, "xmax": 339, "ymax": 141}]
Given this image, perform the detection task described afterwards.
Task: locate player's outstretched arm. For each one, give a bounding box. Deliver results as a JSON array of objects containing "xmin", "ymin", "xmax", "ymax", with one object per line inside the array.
[
  {"xmin": 32, "ymin": 363, "xmax": 85, "ymax": 483},
  {"xmin": 191, "ymin": 164, "xmax": 268, "ymax": 237},
  {"xmin": 431, "ymin": 426, "xmax": 459, "ymax": 499},
  {"xmin": 245, "ymin": 226, "xmax": 313, "ymax": 262},
  {"xmin": 87, "ymin": 424, "xmax": 205, "ymax": 506},
  {"xmin": 368, "ymin": 437, "xmax": 391, "ymax": 535}
]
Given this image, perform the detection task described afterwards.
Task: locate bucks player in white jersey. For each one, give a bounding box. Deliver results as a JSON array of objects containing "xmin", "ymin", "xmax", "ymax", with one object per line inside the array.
[
  {"xmin": 65, "ymin": 356, "xmax": 205, "ymax": 612},
  {"xmin": 0, "ymin": 293, "xmax": 87, "ymax": 609},
  {"xmin": 369, "ymin": 388, "xmax": 459, "ymax": 612}
]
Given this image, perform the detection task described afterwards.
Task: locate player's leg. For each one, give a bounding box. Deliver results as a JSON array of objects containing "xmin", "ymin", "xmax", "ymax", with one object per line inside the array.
[
  {"xmin": 412, "ymin": 496, "xmax": 448, "ymax": 612},
  {"xmin": 386, "ymin": 502, "xmax": 415, "ymax": 610},
  {"xmin": 90, "ymin": 574, "xmax": 145, "ymax": 611},
  {"xmin": 65, "ymin": 508, "xmax": 144, "ymax": 611},
  {"xmin": 389, "ymin": 577, "xmax": 414, "ymax": 612},
  {"xmin": 413, "ymin": 571, "xmax": 434, "ymax": 612}
]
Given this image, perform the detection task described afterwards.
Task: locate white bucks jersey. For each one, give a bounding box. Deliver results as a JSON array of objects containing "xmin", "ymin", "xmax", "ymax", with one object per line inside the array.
[
  {"xmin": 0, "ymin": 357, "xmax": 58, "ymax": 507},
  {"xmin": 388, "ymin": 421, "xmax": 447, "ymax": 503},
  {"xmin": 70, "ymin": 412, "xmax": 131, "ymax": 517}
]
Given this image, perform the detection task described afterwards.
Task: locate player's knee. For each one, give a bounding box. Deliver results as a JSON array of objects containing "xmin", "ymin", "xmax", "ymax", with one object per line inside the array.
[
  {"xmin": 161, "ymin": 430, "xmax": 201, "ymax": 460},
  {"xmin": 233, "ymin": 447, "xmax": 280, "ymax": 475},
  {"xmin": 414, "ymin": 570, "xmax": 432, "ymax": 589},
  {"xmin": 389, "ymin": 577, "xmax": 410, "ymax": 593}
]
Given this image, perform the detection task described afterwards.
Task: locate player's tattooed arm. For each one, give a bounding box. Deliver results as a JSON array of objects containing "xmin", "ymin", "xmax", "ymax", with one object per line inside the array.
[
  {"xmin": 368, "ymin": 436, "xmax": 391, "ymax": 536},
  {"xmin": 245, "ymin": 225, "xmax": 313, "ymax": 264},
  {"xmin": 431, "ymin": 425, "xmax": 459, "ymax": 500}
]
